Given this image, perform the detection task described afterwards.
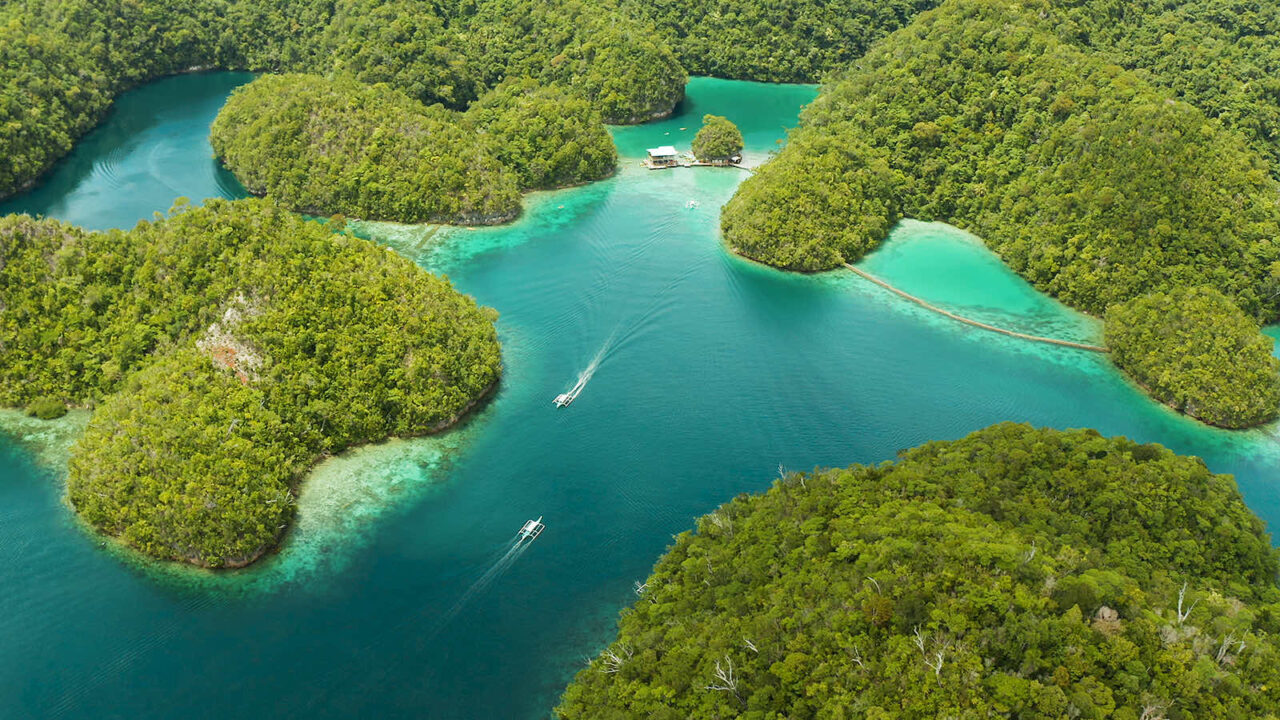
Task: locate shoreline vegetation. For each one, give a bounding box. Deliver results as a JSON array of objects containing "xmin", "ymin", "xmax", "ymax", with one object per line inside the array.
[
  {"xmin": 559, "ymin": 423, "xmax": 1280, "ymax": 717},
  {"xmin": 1, "ymin": 200, "xmax": 502, "ymax": 568},
  {"xmin": 1, "ymin": 0, "xmax": 1277, "ymax": 563},
  {"xmin": 720, "ymin": 0, "xmax": 1280, "ymax": 428}
]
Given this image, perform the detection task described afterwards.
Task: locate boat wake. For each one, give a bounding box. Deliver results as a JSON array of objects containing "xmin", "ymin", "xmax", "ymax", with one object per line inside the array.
[
  {"xmin": 554, "ymin": 337, "xmax": 610, "ymax": 408},
  {"xmin": 430, "ymin": 529, "xmax": 538, "ymax": 636},
  {"xmin": 554, "ymin": 262, "xmax": 696, "ymax": 409}
]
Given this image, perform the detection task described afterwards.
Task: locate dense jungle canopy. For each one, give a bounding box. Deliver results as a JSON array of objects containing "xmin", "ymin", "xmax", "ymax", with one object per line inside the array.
[
  {"xmin": 691, "ymin": 115, "xmax": 743, "ymax": 162},
  {"xmin": 559, "ymin": 423, "xmax": 1280, "ymax": 719},
  {"xmin": 1106, "ymin": 287, "xmax": 1280, "ymax": 429},
  {"xmin": 717, "ymin": 0, "xmax": 1280, "ymax": 427},
  {"xmin": 0, "ymin": 200, "xmax": 501, "ymax": 566},
  {"xmin": 210, "ymin": 73, "xmax": 617, "ymax": 224}
]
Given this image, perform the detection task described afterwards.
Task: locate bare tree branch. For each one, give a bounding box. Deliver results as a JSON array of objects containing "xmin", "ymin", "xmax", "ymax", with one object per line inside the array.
[
  {"xmin": 703, "ymin": 655, "xmax": 744, "ymax": 704},
  {"xmin": 1216, "ymin": 632, "xmax": 1236, "ymax": 665},
  {"xmin": 600, "ymin": 645, "xmax": 633, "ymax": 674},
  {"xmin": 1176, "ymin": 582, "xmax": 1199, "ymax": 624}
]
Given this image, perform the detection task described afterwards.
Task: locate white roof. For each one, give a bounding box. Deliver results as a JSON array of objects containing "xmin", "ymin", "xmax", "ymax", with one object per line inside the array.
[{"xmin": 647, "ymin": 145, "xmax": 678, "ymax": 156}]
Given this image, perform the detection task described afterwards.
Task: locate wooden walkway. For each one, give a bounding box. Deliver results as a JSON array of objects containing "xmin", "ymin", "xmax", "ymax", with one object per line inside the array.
[{"xmin": 843, "ymin": 264, "xmax": 1108, "ymax": 353}]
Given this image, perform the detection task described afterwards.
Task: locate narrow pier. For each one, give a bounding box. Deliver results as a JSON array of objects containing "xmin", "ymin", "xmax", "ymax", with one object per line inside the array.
[{"xmin": 843, "ymin": 264, "xmax": 1108, "ymax": 353}]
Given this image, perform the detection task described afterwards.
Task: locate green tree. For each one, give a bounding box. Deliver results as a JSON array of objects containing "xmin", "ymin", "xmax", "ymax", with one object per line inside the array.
[
  {"xmin": 721, "ymin": 0, "xmax": 1280, "ymax": 318},
  {"xmin": 211, "ymin": 73, "xmax": 620, "ymax": 223},
  {"xmin": 0, "ymin": 0, "xmax": 687, "ymax": 201},
  {"xmin": 211, "ymin": 74, "xmax": 523, "ymax": 225},
  {"xmin": 691, "ymin": 114, "xmax": 744, "ymax": 162},
  {"xmin": 1105, "ymin": 286, "xmax": 1280, "ymax": 428},
  {"xmin": 558, "ymin": 423, "xmax": 1280, "ymax": 718}
]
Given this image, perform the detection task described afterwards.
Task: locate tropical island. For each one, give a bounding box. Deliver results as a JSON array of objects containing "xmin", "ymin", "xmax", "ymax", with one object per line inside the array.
[
  {"xmin": 720, "ymin": 0, "xmax": 1280, "ymax": 428},
  {"xmin": 560, "ymin": 423, "xmax": 1280, "ymax": 717},
  {"xmin": 210, "ymin": 74, "xmax": 617, "ymax": 225},
  {"xmin": 0, "ymin": 199, "xmax": 501, "ymax": 567}
]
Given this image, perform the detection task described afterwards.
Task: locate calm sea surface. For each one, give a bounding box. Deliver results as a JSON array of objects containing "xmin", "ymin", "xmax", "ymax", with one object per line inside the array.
[{"xmin": 1, "ymin": 73, "xmax": 1277, "ymax": 719}]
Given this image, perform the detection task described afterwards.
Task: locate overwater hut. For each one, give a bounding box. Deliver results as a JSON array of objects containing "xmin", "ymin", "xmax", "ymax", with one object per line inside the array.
[{"xmin": 645, "ymin": 145, "xmax": 679, "ymax": 169}]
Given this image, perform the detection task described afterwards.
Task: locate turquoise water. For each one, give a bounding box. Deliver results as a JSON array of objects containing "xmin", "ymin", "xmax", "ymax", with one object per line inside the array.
[
  {"xmin": 0, "ymin": 72, "xmax": 253, "ymax": 230},
  {"xmin": 2, "ymin": 74, "xmax": 1280, "ymax": 719}
]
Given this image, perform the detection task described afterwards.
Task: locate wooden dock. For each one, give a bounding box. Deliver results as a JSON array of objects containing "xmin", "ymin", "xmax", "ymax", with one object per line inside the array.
[
  {"xmin": 641, "ymin": 160, "xmax": 753, "ymax": 172},
  {"xmin": 843, "ymin": 264, "xmax": 1108, "ymax": 353}
]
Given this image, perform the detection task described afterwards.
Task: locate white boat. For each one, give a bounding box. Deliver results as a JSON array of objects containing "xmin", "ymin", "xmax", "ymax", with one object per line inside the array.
[
  {"xmin": 553, "ymin": 373, "xmax": 589, "ymax": 408},
  {"xmin": 519, "ymin": 516, "xmax": 545, "ymax": 541}
]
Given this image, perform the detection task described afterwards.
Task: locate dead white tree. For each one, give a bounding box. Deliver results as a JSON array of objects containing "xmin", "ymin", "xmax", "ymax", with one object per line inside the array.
[
  {"xmin": 742, "ymin": 637, "xmax": 758, "ymax": 654},
  {"xmin": 600, "ymin": 645, "xmax": 633, "ymax": 674},
  {"xmin": 1176, "ymin": 582, "xmax": 1198, "ymax": 625},
  {"xmin": 633, "ymin": 580, "xmax": 648, "ymax": 596},
  {"xmin": 1216, "ymin": 632, "xmax": 1236, "ymax": 664},
  {"xmin": 779, "ymin": 462, "xmax": 804, "ymax": 488},
  {"xmin": 704, "ymin": 655, "xmax": 743, "ymax": 704},
  {"xmin": 850, "ymin": 644, "xmax": 865, "ymax": 668},
  {"xmin": 709, "ymin": 511, "xmax": 734, "ymax": 537},
  {"xmin": 1215, "ymin": 632, "xmax": 1247, "ymax": 665},
  {"xmin": 1022, "ymin": 541, "xmax": 1037, "ymax": 564},
  {"xmin": 913, "ymin": 626, "xmax": 950, "ymax": 684},
  {"xmin": 1139, "ymin": 703, "xmax": 1167, "ymax": 720}
]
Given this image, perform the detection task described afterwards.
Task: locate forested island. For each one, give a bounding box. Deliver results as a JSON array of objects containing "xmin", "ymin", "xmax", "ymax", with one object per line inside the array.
[
  {"xmin": 0, "ymin": 200, "xmax": 500, "ymax": 567},
  {"xmin": 720, "ymin": 0, "xmax": 1280, "ymax": 428},
  {"xmin": 210, "ymin": 74, "xmax": 616, "ymax": 225},
  {"xmin": 560, "ymin": 423, "xmax": 1280, "ymax": 718}
]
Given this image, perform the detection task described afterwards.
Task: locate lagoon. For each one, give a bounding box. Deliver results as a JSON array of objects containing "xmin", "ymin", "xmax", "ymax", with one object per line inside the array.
[{"xmin": 1, "ymin": 74, "xmax": 1278, "ymax": 719}]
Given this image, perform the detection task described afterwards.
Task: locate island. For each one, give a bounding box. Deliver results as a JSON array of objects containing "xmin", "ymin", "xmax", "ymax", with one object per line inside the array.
[
  {"xmin": 691, "ymin": 115, "xmax": 743, "ymax": 166},
  {"xmin": 210, "ymin": 74, "xmax": 618, "ymax": 225},
  {"xmin": 719, "ymin": 0, "xmax": 1280, "ymax": 427},
  {"xmin": 0, "ymin": 199, "xmax": 501, "ymax": 567},
  {"xmin": 559, "ymin": 423, "xmax": 1280, "ymax": 717}
]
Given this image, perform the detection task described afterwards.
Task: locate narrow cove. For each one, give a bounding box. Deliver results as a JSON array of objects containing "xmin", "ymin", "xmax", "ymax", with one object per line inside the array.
[{"xmin": 0, "ymin": 73, "xmax": 1277, "ymax": 719}]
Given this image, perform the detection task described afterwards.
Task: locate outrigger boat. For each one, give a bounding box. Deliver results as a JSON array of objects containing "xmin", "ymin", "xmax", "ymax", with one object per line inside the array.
[
  {"xmin": 553, "ymin": 373, "xmax": 589, "ymax": 408},
  {"xmin": 519, "ymin": 516, "xmax": 545, "ymax": 542}
]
